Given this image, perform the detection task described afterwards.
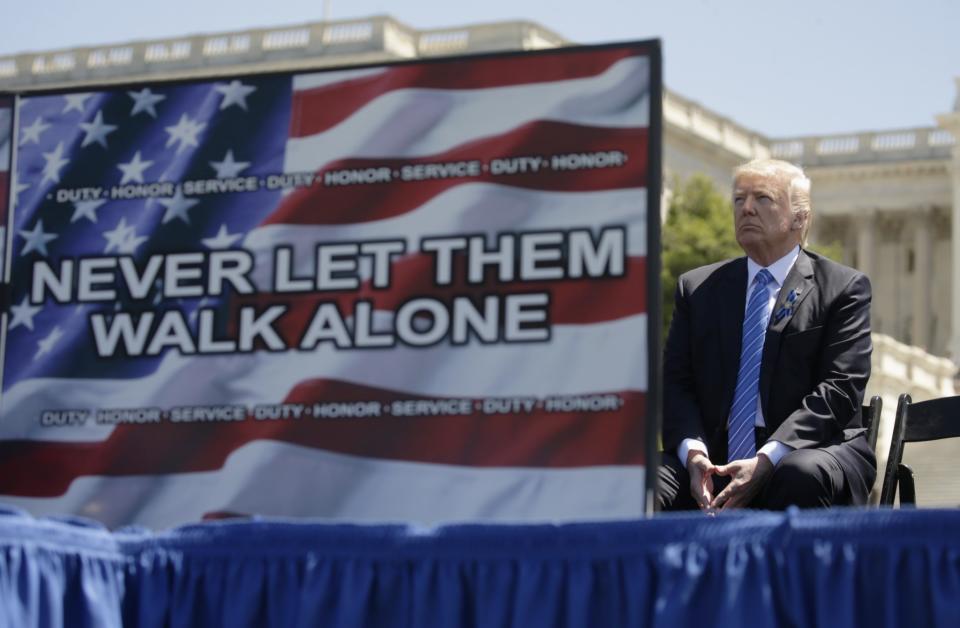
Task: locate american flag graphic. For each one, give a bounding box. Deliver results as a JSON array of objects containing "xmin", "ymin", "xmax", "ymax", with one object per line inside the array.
[
  {"xmin": 0, "ymin": 44, "xmax": 655, "ymax": 529},
  {"xmin": 0, "ymin": 96, "xmax": 10, "ymax": 276}
]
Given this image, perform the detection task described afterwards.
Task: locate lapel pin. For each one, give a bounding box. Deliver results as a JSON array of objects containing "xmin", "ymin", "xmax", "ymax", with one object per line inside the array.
[{"xmin": 774, "ymin": 287, "xmax": 804, "ymax": 324}]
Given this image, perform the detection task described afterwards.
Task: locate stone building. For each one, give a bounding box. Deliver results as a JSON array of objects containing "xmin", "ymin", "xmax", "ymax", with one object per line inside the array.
[{"xmin": 1, "ymin": 15, "xmax": 956, "ymax": 502}]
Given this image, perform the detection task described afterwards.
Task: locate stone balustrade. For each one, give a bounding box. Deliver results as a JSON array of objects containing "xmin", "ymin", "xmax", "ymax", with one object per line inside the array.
[
  {"xmin": 771, "ymin": 128, "xmax": 955, "ymax": 167},
  {"xmin": 663, "ymin": 90, "xmax": 771, "ymax": 160},
  {"xmin": 868, "ymin": 332, "xmax": 957, "ymax": 403},
  {"xmin": 0, "ymin": 16, "xmax": 567, "ymax": 90},
  {"xmin": 866, "ymin": 332, "xmax": 957, "ymax": 505}
]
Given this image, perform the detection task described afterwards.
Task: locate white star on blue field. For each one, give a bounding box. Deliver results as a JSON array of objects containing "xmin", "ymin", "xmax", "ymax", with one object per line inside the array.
[{"xmin": 6, "ymin": 74, "xmax": 292, "ymax": 385}]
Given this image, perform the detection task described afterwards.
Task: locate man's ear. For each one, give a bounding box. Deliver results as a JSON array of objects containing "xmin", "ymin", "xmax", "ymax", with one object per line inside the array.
[{"xmin": 790, "ymin": 211, "xmax": 807, "ymax": 231}]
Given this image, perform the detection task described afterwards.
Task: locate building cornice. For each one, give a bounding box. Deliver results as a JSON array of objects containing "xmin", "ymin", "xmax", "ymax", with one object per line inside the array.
[
  {"xmin": 663, "ymin": 89, "xmax": 770, "ymax": 161},
  {"xmin": 0, "ymin": 15, "xmax": 567, "ymax": 91},
  {"xmin": 771, "ymin": 128, "xmax": 954, "ymax": 168},
  {"xmin": 806, "ymin": 159, "xmax": 950, "ymax": 182}
]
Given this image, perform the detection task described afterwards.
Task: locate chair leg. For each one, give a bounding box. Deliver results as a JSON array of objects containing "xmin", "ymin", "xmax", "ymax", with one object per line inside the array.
[
  {"xmin": 897, "ymin": 463, "xmax": 916, "ymax": 506},
  {"xmin": 880, "ymin": 394, "xmax": 911, "ymax": 506}
]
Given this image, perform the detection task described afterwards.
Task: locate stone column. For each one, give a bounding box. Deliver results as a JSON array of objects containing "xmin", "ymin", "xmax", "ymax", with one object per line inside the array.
[
  {"xmin": 951, "ymin": 160, "xmax": 960, "ymax": 361},
  {"xmin": 855, "ymin": 208, "xmax": 877, "ymax": 280},
  {"xmin": 912, "ymin": 208, "xmax": 932, "ymax": 350},
  {"xmin": 935, "ymin": 77, "xmax": 960, "ymax": 362}
]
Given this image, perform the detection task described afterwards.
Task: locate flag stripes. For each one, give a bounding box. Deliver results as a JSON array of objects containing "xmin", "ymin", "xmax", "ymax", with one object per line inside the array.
[{"xmin": 0, "ymin": 46, "xmax": 653, "ymax": 528}]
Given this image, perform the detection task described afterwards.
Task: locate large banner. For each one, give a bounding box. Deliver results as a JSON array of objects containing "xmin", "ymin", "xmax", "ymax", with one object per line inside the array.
[
  {"xmin": 0, "ymin": 96, "xmax": 10, "ymax": 278},
  {"xmin": 0, "ymin": 42, "xmax": 661, "ymax": 529}
]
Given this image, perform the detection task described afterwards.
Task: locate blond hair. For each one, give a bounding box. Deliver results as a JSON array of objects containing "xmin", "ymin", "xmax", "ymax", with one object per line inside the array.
[{"xmin": 733, "ymin": 159, "xmax": 812, "ymax": 246}]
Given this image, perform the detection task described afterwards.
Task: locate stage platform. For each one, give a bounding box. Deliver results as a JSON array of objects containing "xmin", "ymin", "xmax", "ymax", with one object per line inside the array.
[{"xmin": 1, "ymin": 505, "xmax": 958, "ymax": 627}]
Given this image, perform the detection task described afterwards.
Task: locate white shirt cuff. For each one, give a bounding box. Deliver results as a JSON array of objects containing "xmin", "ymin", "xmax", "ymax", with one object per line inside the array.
[
  {"xmin": 757, "ymin": 440, "xmax": 793, "ymax": 466},
  {"xmin": 678, "ymin": 438, "xmax": 708, "ymax": 465}
]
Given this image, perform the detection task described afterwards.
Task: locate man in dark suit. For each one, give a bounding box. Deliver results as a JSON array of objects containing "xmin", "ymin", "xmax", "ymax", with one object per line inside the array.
[{"xmin": 658, "ymin": 159, "xmax": 876, "ymax": 511}]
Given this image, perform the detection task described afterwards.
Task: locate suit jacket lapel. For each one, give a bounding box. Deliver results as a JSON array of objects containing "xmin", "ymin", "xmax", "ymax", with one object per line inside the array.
[
  {"xmin": 759, "ymin": 250, "xmax": 815, "ymax": 414},
  {"xmin": 719, "ymin": 258, "xmax": 748, "ymax": 417}
]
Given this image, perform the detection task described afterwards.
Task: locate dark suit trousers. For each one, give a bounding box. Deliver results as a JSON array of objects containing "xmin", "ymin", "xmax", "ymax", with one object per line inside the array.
[{"xmin": 656, "ymin": 430, "xmax": 876, "ymax": 511}]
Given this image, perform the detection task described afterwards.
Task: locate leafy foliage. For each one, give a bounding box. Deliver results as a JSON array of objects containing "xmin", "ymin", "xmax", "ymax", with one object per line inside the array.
[
  {"xmin": 807, "ymin": 238, "xmax": 844, "ymax": 266},
  {"xmin": 661, "ymin": 174, "xmax": 741, "ymax": 338}
]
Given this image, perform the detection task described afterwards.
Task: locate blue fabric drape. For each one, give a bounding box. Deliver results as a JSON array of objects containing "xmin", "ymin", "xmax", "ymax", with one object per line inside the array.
[{"xmin": 2, "ymin": 505, "xmax": 959, "ymax": 628}]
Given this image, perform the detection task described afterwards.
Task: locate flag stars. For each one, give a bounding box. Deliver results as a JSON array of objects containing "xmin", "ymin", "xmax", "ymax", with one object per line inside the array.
[
  {"xmin": 12, "ymin": 176, "xmax": 29, "ymax": 209},
  {"xmin": 63, "ymin": 93, "xmax": 93, "ymax": 114},
  {"xmin": 164, "ymin": 113, "xmax": 206, "ymax": 154},
  {"xmin": 20, "ymin": 117, "xmax": 51, "ymax": 145},
  {"xmin": 9, "ymin": 297, "xmax": 42, "ymax": 332},
  {"xmin": 41, "ymin": 142, "xmax": 70, "ymax": 184},
  {"xmin": 117, "ymin": 151, "xmax": 154, "ymax": 184},
  {"xmin": 128, "ymin": 88, "xmax": 166, "ymax": 118},
  {"xmin": 79, "ymin": 110, "xmax": 118, "ymax": 148},
  {"xmin": 71, "ymin": 199, "xmax": 106, "ymax": 223},
  {"xmin": 19, "ymin": 220, "xmax": 58, "ymax": 257},
  {"xmin": 34, "ymin": 326, "xmax": 64, "ymax": 361},
  {"xmin": 103, "ymin": 217, "xmax": 148, "ymax": 255},
  {"xmin": 117, "ymin": 229, "xmax": 148, "ymax": 254},
  {"xmin": 202, "ymin": 224, "xmax": 241, "ymax": 249},
  {"xmin": 209, "ymin": 150, "xmax": 250, "ymax": 178},
  {"xmin": 159, "ymin": 188, "xmax": 199, "ymax": 224},
  {"xmin": 103, "ymin": 217, "xmax": 136, "ymax": 253},
  {"xmin": 215, "ymin": 80, "xmax": 256, "ymax": 111}
]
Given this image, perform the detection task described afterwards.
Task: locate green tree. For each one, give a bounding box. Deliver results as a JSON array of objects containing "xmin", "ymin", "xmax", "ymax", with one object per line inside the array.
[{"xmin": 661, "ymin": 174, "xmax": 741, "ymax": 338}]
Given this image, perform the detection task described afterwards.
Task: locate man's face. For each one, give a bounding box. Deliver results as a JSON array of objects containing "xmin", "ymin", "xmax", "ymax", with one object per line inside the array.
[{"xmin": 732, "ymin": 172, "xmax": 803, "ymax": 262}]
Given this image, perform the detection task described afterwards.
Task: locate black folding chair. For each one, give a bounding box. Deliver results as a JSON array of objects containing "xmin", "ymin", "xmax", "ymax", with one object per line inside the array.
[
  {"xmin": 863, "ymin": 394, "xmax": 882, "ymax": 453},
  {"xmin": 879, "ymin": 393, "xmax": 960, "ymax": 506}
]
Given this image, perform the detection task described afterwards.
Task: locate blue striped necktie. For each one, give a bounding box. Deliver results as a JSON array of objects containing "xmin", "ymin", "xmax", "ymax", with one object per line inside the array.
[{"xmin": 728, "ymin": 269, "xmax": 773, "ymax": 462}]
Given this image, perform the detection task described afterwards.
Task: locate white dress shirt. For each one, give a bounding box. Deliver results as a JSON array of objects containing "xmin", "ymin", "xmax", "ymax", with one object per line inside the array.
[{"xmin": 678, "ymin": 246, "xmax": 800, "ymax": 466}]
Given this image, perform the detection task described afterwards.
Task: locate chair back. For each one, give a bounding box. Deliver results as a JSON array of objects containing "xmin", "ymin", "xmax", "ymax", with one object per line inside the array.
[
  {"xmin": 879, "ymin": 393, "xmax": 960, "ymax": 506},
  {"xmin": 863, "ymin": 395, "xmax": 882, "ymax": 452}
]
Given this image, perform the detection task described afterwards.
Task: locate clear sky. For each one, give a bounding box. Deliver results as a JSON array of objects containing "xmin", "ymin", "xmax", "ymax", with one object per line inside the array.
[{"xmin": 2, "ymin": 0, "xmax": 957, "ymax": 138}]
